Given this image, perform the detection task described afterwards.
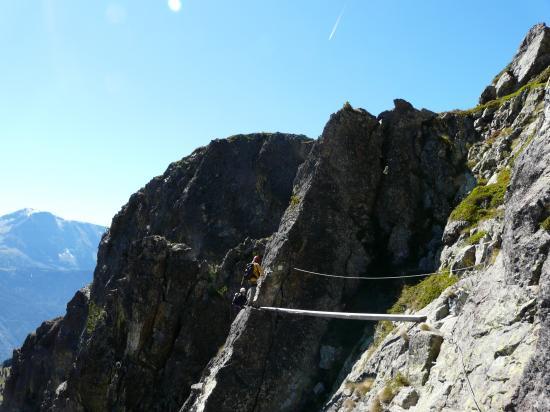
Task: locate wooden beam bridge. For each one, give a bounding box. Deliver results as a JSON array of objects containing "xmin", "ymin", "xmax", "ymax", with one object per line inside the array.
[{"xmin": 259, "ymin": 307, "xmax": 427, "ymax": 322}]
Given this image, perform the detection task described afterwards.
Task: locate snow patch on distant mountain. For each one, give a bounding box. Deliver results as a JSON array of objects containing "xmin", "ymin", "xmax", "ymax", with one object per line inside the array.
[
  {"xmin": 0, "ymin": 209, "xmax": 106, "ymax": 271},
  {"xmin": 58, "ymin": 248, "xmax": 76, "ymax": 265}
]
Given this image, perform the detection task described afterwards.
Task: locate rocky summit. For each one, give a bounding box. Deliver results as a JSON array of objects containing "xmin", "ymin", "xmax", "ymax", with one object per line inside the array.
[{"xmin": 1, "ymin": 24, "xmax": 550, "ymax": 412}]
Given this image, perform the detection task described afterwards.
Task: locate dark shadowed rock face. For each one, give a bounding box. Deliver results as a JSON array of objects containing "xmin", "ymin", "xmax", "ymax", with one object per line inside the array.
[
  {"xmin": 93, "ymin": 133, "xmax": 312, "ymax": 295},
  {"xmin": 182, "ymin": 102, "xmax": 478, "ymax": 412},
  {"xmin": 1, "ymin": 289, "xmax": 89, "ymax": 412}
]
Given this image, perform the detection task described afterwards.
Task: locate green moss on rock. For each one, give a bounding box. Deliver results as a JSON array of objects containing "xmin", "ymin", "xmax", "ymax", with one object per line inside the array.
[
  {"xmin": 439, "ymin": 134, "xmax": 452, "ymax": 146},
  {"xmin": 367, "ymin": 270, "xmax": 458, "ymax": 359},
  {"xmin": 389, "ymin": 271, "xmax": 458, "ymax": 314},
  {"xmin": 540, "ymin": 216, "xmax": 550, "ymax": 232},
  {"xmin": 86, "ymin": 301, "xmax": 106, "ymax": 335},
  {"xmin": 459, "ymin": 70, "xmax": 549, "ymax": 116},
  {"xmin": 450, "ymin": 168, "xmax": 510, "ymax": 225},
  {"xmin": 466, "ymin": 230, "xmax": 488, "ymax": 245}
]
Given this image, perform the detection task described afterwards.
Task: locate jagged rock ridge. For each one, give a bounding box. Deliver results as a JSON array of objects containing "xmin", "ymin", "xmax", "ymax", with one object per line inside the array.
[
  {"xmin": 2, "ymin": 24, "xmax": 550, "ymax": 412},
  {"xmin": 1, "ymin": 133, "xmax": 312, "ymax": 411}
]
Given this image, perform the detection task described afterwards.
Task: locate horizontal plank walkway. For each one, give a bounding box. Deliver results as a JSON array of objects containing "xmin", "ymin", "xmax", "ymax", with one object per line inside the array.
[{"xmin": 259, "ymin": 306, "xmax": 427, "ymax": 322}]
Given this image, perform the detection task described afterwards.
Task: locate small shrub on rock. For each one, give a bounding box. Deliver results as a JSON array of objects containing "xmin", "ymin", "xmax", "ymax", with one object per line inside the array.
[
  {"xmin": 379, "ymin": 373, "xmax": 410, "ymax": 403},
  {"xmin": 290, "ymin": 194, "xmax": 301, "ymax": 206},
  {"xmin": 419, "ymin": 323, "xmax": 432, "ymax": 331},
  {"xmin": 345, "ymin": 377, "xmax": 375, "ymax": 397},
  {"xmin": 370, "ymin": 396, "xmax": 382, "ymax": 412},
  {"xmin": 367, "ymin": 320, "xmax": 396, "ymax": 359}
]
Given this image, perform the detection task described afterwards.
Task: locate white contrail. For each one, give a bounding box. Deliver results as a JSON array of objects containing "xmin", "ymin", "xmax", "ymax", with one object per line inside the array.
[{"xmin": 329, "ymin": 5, "xmax": 346, "ymax": 40}]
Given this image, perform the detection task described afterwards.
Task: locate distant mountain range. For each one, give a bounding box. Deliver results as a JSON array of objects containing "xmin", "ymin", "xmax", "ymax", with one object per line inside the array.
[{"xmin": 0, "ymin": 209, "xmax": 105, "ymax": 360}]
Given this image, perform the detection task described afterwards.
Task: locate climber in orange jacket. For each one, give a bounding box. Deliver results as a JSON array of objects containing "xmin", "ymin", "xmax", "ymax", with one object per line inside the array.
[{"xmin": 244, "ymin": 255, "xmax": 263, "ymax": 305}]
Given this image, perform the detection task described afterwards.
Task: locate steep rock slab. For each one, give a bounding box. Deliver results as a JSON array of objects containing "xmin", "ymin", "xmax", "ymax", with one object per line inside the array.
[
  {"xmin": 92, "ymin": 133, "xmax": 312, "ymax": 297},
  {"xmin": 508, "ymin": 23, "xmax": 550, "ymax": 88},
  {"xmin": 57, "ymin": 237, "xmax": 207, "ymax": 411},
  {"xmin": 505, "ymin": 75, "xmax": 550, "ymax": 411},
  {"xmin": 481, "ymin": 23, "xmax": 550, "ymax": 102},
  {"xmin": 322, "ymin": 255, "xmax": 538, "ymax": 412}
]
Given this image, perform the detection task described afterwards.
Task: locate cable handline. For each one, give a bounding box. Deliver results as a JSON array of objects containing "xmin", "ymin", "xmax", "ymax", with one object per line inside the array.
[{"xmin": 293, "ymin": 262, "xmax": 485, "ymax": 280}]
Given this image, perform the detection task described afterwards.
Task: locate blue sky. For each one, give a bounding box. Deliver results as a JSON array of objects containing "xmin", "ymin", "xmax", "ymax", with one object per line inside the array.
[{"xmin": 0, "ymin": 0, "xmax": 548, "ymax": 226}]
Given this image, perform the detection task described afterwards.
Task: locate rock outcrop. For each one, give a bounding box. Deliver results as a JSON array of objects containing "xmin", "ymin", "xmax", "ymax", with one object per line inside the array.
[
  {"xmin": 480, "ymin": 22, "xmax": 550, "ymax": 103},
  {"xmin": 2, "ymin": 24, "xmax": 550, "ymax": 412},
  {"xmin": 2, "ymin": 133, "xmax": 312, "ymax": 411},
  {"xmin": 324, "ymin": 24, "xmax": 550, "ymax": 412},
  {"xmin": 2, "ymin": 289, "xmax": 89, "ymax": 411},
  {"xmin": 182, "ymin": 99, "xmax": 477, "ymax": 412}
]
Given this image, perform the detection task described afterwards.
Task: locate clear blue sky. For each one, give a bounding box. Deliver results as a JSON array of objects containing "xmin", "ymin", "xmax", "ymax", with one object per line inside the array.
[{"xmin": 0, "ymin": 0, "xmax": 548, "ymax": 226}]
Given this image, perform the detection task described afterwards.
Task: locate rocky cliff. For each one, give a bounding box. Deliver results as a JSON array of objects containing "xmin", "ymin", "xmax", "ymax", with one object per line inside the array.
[
  {"xmin": 1, "ymin": 24, "xmax": 549, "ymax": 412},
  {"xmin": 323, "ymin": 23, "xmax": 550, "ymax": 412}
]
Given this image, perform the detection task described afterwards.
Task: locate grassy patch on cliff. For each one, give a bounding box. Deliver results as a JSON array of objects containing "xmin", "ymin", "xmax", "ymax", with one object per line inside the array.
[
  {"xmin": 388, "ymin": 270, "xmax": 458, "ymax": 314},
  {"xmin": 86, "ymin": 301, "xmax": 106, "ymax": 334},
  {"xmin": 540, "ymin": 216, "xmax": 550, "ymax": 232},
  {"xmin": 492, "ymin": 64, "xmax": 511, "ymax": 84},
  {"xmin": 367, "ymin": 270, "xmax": 458, "ymax": 358},
  {"xmin": 0, "ymin": 367, "xmax": 9, "ymax": 402},
  {"xmin": 345, "ymin": 377, "xmax": 375, "ymax": 397},
  {"xmin": 485, "ymin": 127, "xmax": 513, "ymax": 146},
  {"xmin": 450, "ymin": 168, "xmax": 510, "ymax": 225},
  {"xmin": 206, "ymin": 264, "xmax": 228, "ymax": 298},
  {"xmin": 368, "ymin": 320, "xmax": 396, "ymax": 357},
  {"xmin": 379, "ymin": 372, "xmax": 410, "ymax": 403},
  {"xmin": 466, "ymin": 230, "xmax": 487, "ymax": 245}
]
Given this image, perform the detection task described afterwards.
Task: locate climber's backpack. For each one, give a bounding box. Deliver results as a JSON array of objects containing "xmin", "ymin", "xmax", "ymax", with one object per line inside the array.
[
  {"xmin": 232, "ymin": 292, "xmax": 246, "ymax": 307},
  {"xmin": 243, "ymin": 263, "xmax": 254, "ymax": 280}
]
